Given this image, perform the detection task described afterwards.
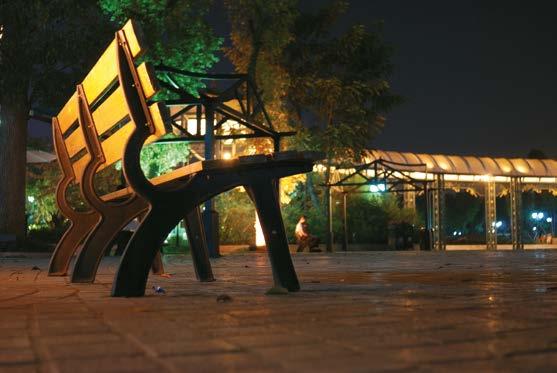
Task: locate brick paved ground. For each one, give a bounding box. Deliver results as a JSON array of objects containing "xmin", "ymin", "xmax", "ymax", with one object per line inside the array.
[{"xmin": 1, "ymin": 250, "xmax": 557, "ymax": 372}]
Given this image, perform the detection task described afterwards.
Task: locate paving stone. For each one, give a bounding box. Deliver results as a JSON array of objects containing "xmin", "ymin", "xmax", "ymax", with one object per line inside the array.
[
  {"xmin": 0, "ymin": 364, "xmax": 40, "ymax": 373},
  {"xmin": 164, "ymin": 351, "xmax": 279, "ymax": 372},
  {"xmin": 45, "ymin": 341, "xmax": 144, "ymax": 360},
  {"xmin": 0, "ymin": 348, "xmax": 36, "ymax": 365},
  {"xmin": 1, "ymin": 251, "xmax": 557, "ymax": 371},
  {"xmin": 38, "ymin": 333, "xmax": 122, "ymax": 346},
  {"xmin": 53, "ymin": 356, "xmax": 164, "ymax": 373},
  {"xmin": 0, "ymin": 337, "xmax": 32, "ymax": 349}
]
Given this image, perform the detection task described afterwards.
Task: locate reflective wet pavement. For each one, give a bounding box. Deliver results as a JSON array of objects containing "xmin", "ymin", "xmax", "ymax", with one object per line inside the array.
[{"xmin": 1, "ymin": 250, "xmax": 557, "ymax": 372}]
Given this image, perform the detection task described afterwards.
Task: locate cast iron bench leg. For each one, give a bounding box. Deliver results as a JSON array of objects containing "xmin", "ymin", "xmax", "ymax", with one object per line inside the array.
[
  {"xmin": 71, "ymin": 205, "xmax": 146, "ymax": 283},
  {"xmin": 247, "ymin": 179, "xmax": 300, "ymax": 292},
  {"xmin": 184, "ymin": 206, "xmax": 215, "ymax": 282},
  {"xmin": 112, "ymin": 206, "xmax": 182, "ymax": 297},
  {"xmin": 151, "ymin": 251, "xmax": 164, "ymax": 275},
  {"xmin": 48, "ymin": 213, "xmax": 99, "ymax": 276}
]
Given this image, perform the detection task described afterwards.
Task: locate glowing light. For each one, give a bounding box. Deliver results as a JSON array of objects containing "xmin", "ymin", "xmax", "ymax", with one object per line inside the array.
[
  {"xmin": 27, "ymin": 196, "xmax": 35, "ymax": 203},
  {"xmin": 547, "ymin": 217, "xmax": 553, "ymax": 223},
  {"xmin": 533, "ymin": 227, "xmax": 537, "ymax": 231},
  {"xmin": 538, "ymin": 212, "xmax": 544, "ymax": 220},
  {"xmin": 495, "ymin": 221, "xmax": 502, "ymax": 228},
  {"xmin": 369, "ymin": 183, "xmax": 386, "ymax": 193},
  {"xmin": 186, "ymin": 118, "xmax": 206, "ymax": 135},
  {"xmin": 255, "ymin": 213, "xmax": 265, "ymax": 247},
  {"xmin": 223, "ymin": 152, "xmax": 232, "ymax": 160}
]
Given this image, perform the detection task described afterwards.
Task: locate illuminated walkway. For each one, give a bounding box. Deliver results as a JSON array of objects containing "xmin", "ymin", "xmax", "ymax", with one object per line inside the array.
[{"xmin": 1, "ymin": 251, "xmax": 557, "ymax": 371}]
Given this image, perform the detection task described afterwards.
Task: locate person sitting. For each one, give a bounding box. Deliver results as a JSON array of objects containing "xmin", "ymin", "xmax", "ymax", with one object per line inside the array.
[{"xmin": 295, "ymin": 215, "xmax": 321, "ymax": 252}]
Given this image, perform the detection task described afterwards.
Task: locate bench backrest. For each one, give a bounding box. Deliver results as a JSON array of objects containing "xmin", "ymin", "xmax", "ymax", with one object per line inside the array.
[{"xmin": 52, "ymin": 20, "xmax": 170, "ymax": 185}]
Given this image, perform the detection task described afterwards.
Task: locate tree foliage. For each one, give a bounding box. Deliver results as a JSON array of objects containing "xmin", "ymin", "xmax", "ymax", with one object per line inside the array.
[
  {"xmin": 138, "ymin": 141, "xmax": 191, "ymax": 179},
  {"xmin": 285, "ymin": 1, "xmax": 401, "ymax": 167},
  {"xmin": 99, "ymin": 0, "xmax": 222, "ymax": 96},
  {"xmin": 0, "ymin": 1, "xmax": 111, "ymax": 109},
  {"xmin": 226, "ymin": 0, "xmax": 401, "ymax": 165},
  {"xmin": 0, "ymin": 1, "xmax": 111, "ymax": 243},
  {"xmin": 225, "ymin": 0, "xmax": 297, "ymax": 135},
  {"xmin": 225, "ymin": 1, "xmax": 401, "ymax": 247},
  {"xmin": 0, "ymin": 1, "xmax": 221, "ymax": 243}
]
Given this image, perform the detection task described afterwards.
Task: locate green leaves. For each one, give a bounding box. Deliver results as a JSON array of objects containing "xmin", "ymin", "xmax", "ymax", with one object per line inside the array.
[
  {"xmin": 0, "ymin": 0, "xmax": 112, "ymax": 108},
  {"xmin": 99, "ymin": 0, "xmax": 222, "ymax": 96},
  {"xmin": 284, "ymin": 3, "xmax": 401, "ymax": 166},
  {"xmin": 139, "ymin": 140, "xmax": 191, "ymax": 179}
]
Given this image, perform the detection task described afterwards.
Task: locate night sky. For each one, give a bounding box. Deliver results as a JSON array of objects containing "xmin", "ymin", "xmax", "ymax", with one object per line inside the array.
[
  {"xmin": 30, "ymin": 1, "xmax": 557, "ymax": 159},
  {"xmin": 327, "ymin": 0, "xmax": 557, "ymax": 158}
]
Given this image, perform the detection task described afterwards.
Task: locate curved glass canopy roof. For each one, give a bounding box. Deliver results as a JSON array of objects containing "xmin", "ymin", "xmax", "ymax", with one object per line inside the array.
[{"xmin": 363, "ymin": 150, "xmax": 557, "ymax": 178}]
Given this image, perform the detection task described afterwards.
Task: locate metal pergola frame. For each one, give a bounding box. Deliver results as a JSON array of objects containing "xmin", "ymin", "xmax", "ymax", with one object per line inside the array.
[
  {"xmin": 154, "ymin": 66, "xmax": 296, "ymax": 256},
  {"xmin": 324, "ymin": 158, "xmax": 435, "ymax": 251},
  {"xmin": 324, "ymin": 156, "xmax": 532, "ymax": 251}
]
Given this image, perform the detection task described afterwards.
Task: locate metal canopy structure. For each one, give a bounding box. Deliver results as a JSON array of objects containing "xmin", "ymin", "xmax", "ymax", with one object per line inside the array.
[
  {"xmin": 153, "ymin": 66, "xmax": 296, "ymax": 256},
  {"xmin": 155, "ymin": 65, "xmax": 295, "ymax": 148},
  {"xmin": 362, "ymin": 149, "xmax": 557, "ymax": 180},
  {"xmin": 325, "ymin": 158, "xmax": 431, "ymax": 251},
  {"xmin": 325, "ymin": 149, "xmax": 557, "ymax": 251}
]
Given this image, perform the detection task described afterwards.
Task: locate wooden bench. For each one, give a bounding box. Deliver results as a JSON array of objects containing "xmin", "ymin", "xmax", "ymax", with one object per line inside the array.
[
  {"xmin": 48, "ymin": 20, "xmax": 212, "ymax": 284},
  {"xmin": 49, "ymin": 20, "xmax": 322, "ymax": 297}
]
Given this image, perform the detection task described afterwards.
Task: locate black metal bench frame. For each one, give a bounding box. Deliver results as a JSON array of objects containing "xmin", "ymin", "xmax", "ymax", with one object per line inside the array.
[{"xmin": 49, "ymin": 20, "xmax": 322, "ymax": 297}]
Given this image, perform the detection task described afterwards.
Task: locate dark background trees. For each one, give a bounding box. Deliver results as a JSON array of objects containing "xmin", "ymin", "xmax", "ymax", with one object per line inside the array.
[
  {"xmin": 1, "ymin": 0, "xmax": 401, "ymax": 248},
  {"xmin": 0, "ymin": 1, "xmax": 111, "ymax": 244},
  {"xmin": 0, "ymin": 0, "xmax": 220, "ymax": 246}
]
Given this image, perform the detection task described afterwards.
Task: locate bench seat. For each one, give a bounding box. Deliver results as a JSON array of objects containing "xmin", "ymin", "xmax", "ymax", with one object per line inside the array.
[{"xmin": 102, "ymin": 151, "xmax": 320, "ymax": 202}]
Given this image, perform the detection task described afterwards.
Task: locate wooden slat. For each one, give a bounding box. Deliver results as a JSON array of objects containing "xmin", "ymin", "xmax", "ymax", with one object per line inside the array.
[
  {"xmin": 57, "ymin": 93, "xmax": 78, "ymax": 134},
  {"xmin": 64, "ymin": 125, "xmax": 87, "ymax": 158},
  {"xmin": 92, "ymin": 87, "xmax": 128, "ymax": 137},
  {"xmin": 101, "ymin": 151, "xmax": 317, "ymax": 202},
  {"xmin": 56, "ymin": 20, "xmax": 168, "ymax": 183},
  {"xmin": 71, "ymin": 153, "xmax": 91, "ymax": 183},
  {"xmin": 101, "ymin": 161, "xmax": 206, "ymax": 201},
  {"xmin": 81, "ymin": 20, "xmax": 144, "ymax": 109},
  {"xmin": 100, "ymin": 123, "xmax": 135, "ymax": 169},
  {"xmin": 122, "ymin": 20, "xmax": 143, "ymax": 60},
  {"xmin": 137, "ymin": 62, "xmax": 158, "ymax": 100},
  {"xmin": 91, "ymin": 63, "xmax": 158, "ymax": 137}
]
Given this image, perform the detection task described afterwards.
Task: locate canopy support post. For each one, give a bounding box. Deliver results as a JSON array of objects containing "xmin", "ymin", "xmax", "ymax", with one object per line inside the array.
[
  {"xmin": 342, "ymin": 192, "xmax": 348, "ymax": 251},
  {"xmin": 510, "ymin": 177, "xmax": 523, "ymax": 250},
  {"xmin": 432, "ymin": 174, "xmax": 446, "ymax": 251},
  {"xmin": 485, "ymin": 180, "xmax": 497, "ymax": 250}
]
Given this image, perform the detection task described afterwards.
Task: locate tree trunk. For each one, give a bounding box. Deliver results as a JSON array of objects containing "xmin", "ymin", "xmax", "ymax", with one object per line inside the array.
[{"xmin": 0, "ymin": 98, "xmax": 29, "ymax": 247}]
